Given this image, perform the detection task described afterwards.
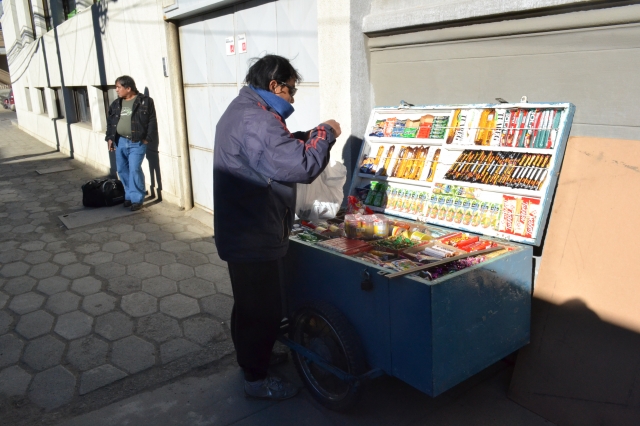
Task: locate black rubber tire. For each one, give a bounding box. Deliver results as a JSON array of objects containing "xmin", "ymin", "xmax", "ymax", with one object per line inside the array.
[{"xmin": 290, "ymin": 301, "xmax": 366, "ymax": 411}]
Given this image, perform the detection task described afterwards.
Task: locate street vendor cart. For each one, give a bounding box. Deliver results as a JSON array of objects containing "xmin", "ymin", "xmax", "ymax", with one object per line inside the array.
[{"xmin": 279, "ymin": 101, "xmax": 575, "ymax": 411}]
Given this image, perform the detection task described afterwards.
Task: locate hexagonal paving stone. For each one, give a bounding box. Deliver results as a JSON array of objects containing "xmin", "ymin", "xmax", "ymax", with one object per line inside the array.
[
  {"xmin": 95, "ymin": 262, "xmax": 126, "ymax": 279},
  {"xmin": 130, "ymin": 241, "xmax": 161, "ymax": 254},
  {"xmin": 174, "ymin": 231, "xmax": 200, "ymax": 241},
  {"xmin": 0, "ymin": 291, "xmax": 8, "ymax": 309},
  {"xmin": 60, "ymin": 263, "xmax": 91, "ymax": 279},
  {"xmin": 0, "ymin": 311, "xmax": 12, "ymax": 334},
  {"xmin": 54, "ymin": 311, "xmax": 94, "ymax": 340},
  {"xmin": 201, "ymin": 294, "xmax": 234, "ymax": 321},
  {"xmin": 29, "ymin": 262, "xmax": 59, "ymax": 279},
  {"xmin": 127, "ymin": 262, "xmax": 160, "ymax": 280},
  {"xmin": 179, "ymin": 277, "xmax": 216, "ymax": 298},
  {"xmin": 87, "ymin": 227, "xmax": 108, "ymax": 235},
  {"xmin": 159, "ymin": 294, "xmax": 200, "ymax": 319},
  {"xmin": 136, "ymin": 313, "xmax": 182, "ymax": 343},
  {"xmin": 1, "ymin": 261, "xmax": 30, "ymax": 278},
  {"xmin": 208, "ymin": 252, "xmax": 227, "ymax": 268},
  {"xmin": 121, "ymin": 292, "xmax": 158, "ymax": 317},
  {"xmin": 120, "ymin": 231, "xmax": 146, "ymax": 244},
  {"xmin": 111, "ymin": 336, "xmax": 156, "ymax": 374},
  {"xmin": 108, "ymin": 224, "xmax": 134, "ymax": 234},
  {"xmin": 160, "ymin": 223, "xmax": 184, "ymax": 233},
  {"xmin": 24, "ymin": 250, "xmax": 53, "ymax": 265},
  {"xmin": 160, "ymin": 240, "xmax": 190, "ymax": 253},
  {"xmin": 0, "ymin": 241, "xmax": 19, "ymax": 252},
  {"xmin": 82, "ymin": 292, "xmax": 117, "ymax": 316},
  {"xmin": 66, "ymin": 336, "xmax": 108, "ymax": 371},
  {"xmin": 0, "ymin": 365, "xmax": 32, "ymax": 396},
  {"xmin": 4, "ymin": 276, "xmax": 37, "ymax": 295},
  {"xmin": 71, "ymin": 276, "xmax": 103, "ymax": 295},
  {"xmin": 161, "ymin": 263, "xmax": 194, "ymax": 281},
  {"xmin": 194, "ymin": 264, "xmax": 229, "ymax": 282},
  {"xmin": 95, "ymin": 312, "xmax": 133, "ymax": 341},
  {"xmin": 45, "ymin": 241, "xmax": 68, "ymax": 254},
  {"xmin": 0, "ymin": 334, "xmax": 24, "ymax": 367},
  {"xmin": 79, "ymin": 364, "xmax": 128, "ymax": 395},
  {"xmin": 83, "ymin": 251, "xmax": 113, "ymax": 265},
  {"xmin": 52, "ymin": 252, "xmax": 78, "ymax": 266},
  {"xmin": 67, "ymin": 232, "xmax": 91, "ymax": 243},
  {"xmin": 0, "ymin": 249, "xmax": 26, "ymax": 263},
  {"xmin": 28, "ymin": 366, "xmax": 76, "ymax": 409},
  {"xmin": 144, "ymin": 251, "xmax": 176, "ymax": 266},
  {"xmin": 15, "ymin": 310, "xmax": 54, "ymax": 339},
  {"xmin": 150, "ymin": 215, "xmax": 173, "ymax": 225},
  {"xmin": 190, "ymin": 241, "xmax": 217, "ymax": 255},
  {"xmin": 183, "ymin": 317, "xmax": 226, "ymax": 346},
  {"xmin": 37, "ymin": 276, "xmax": 71, "ymax": 295},
  {"xmin": 91, "ymin": 232, "xmax": 120, "ymax": 243},
  {"xmin": 142, "ymin": 276, "xmax": 177, "ymax": 298},
  {"xmin": 108, "ymin": 275, "xmax": 142, "ymax": 295},
  {"xmin": 146, "ymin": 231, "xmax": 174, "ymax": 244},
  {"xmin": 102, "ymin": 241, "xmax": 130, "ymax": 254},
  {"xmin": 175, "ymin": 251, "xmax": 209, "ymax": 267},
  {"xmin": 45, "ymin": 291, "xmax": 81, "ymax": 315},
  {"xmin": 9, "ymin": 292, "xmax": 45, "ymax": 315},
  {"xmin": 12, "ymin": 224, "xmax": 36, "ymax": 234},
  {"xmin": 76, "ymin": 243, "xmax": 101, "ymax": 254},
  {"xmin": 20, "ymin": 240, "xmax": 47, "ymax": 252},
  {"xmin": 112, "ymin": 250, "xmax": 145, "ymax": 265},
  {"xmin": 22, "ymin": 335, "xmax": 65, "ymax": 371},
  {"xmin": 135, "ymin": 223, "xmax": 160, "ymax": 233}
]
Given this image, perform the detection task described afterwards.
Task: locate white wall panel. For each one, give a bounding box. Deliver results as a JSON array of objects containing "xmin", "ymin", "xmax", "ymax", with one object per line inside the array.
[
  {"xmin": 234, "ymin": 1, "xmax": 278, "ymax": 82},
  {"xmin": 189, "ymin": 147, "xmax": 214, "ymax": 211},
  {"xmin": 204, "ymin": 11, "xmax": 236, "ymax": 84},
  {"xmin": 276, "ymin": 0, "xmax": 318, "ymax": 82},
  {"xmin": 179, "ymin": 20, "xmax": 208, "ymax": 85},
  {"xmin": 183, "ymin": 86, "xmax": 212, "ymax": 150}
]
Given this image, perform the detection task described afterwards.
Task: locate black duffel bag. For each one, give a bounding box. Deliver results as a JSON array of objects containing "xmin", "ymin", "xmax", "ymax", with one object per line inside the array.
[{"xmin": 82, "ymin": 178, "xmax": 125, "ymax": 207}]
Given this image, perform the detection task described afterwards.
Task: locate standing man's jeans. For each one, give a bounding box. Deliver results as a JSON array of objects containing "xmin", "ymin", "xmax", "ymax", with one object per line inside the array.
[{"xmin": 116, "ymin": 137, "xmax": 147, "ymax": 204}]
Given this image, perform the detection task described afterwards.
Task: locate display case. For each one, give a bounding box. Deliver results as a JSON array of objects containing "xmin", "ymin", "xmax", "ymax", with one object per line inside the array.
[{"xmin": 283, "ymin": 101, "xmax": 575, "ymax": 402}]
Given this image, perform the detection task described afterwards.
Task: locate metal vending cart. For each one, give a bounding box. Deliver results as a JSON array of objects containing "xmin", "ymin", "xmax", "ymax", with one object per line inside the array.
[{"xmin": 280, "ymin": 101, "xmax": 575, "ymax": 411}]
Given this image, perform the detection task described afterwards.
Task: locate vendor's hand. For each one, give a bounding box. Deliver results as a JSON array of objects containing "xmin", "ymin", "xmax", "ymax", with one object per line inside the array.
[
  {"xmin": 323, "ymin": 119, "xmax": 342, "ymax": 138},
  {"xmin": 143, "ymin": 140, "xmax": 148, "ymax": 145},
  {"xmin": 108, "ymin": 140, "xmax": 115, "ymax": 152}
]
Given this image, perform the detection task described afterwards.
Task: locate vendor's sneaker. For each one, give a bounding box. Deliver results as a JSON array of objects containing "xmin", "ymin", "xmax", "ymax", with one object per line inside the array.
[
  {"xmin": 131, "ymin": 203, "xmax": 143, "ymax": 211},
  {"xmin": 244, "ymin": 376, "xmax": 299, "ymax": 400},
  {"xmin": 123, "ymin": 200, "xmax": 132, "ymax": 208}
]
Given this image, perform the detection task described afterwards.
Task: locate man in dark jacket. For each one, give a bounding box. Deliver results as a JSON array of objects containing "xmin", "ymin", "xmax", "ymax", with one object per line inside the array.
[
  {"xmin": 105, "ymin": 76, "xmax": 157, "ymax": 211},
  {"xmin": 214, "ymin": 55, "xmax": 341, "ymax": 400}
]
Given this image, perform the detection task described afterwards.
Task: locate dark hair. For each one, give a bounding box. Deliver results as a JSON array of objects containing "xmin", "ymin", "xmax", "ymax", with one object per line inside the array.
[
  {"xmin": 244, "ymin": 55, "xmax": 302, "ymax": 90},
  {"xmin": 115, "ymin": 75, "xmax": 139, "ymax": 94}
]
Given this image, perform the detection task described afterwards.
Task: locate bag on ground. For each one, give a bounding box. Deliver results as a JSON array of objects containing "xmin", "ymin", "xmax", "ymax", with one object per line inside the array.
[{"xmin": 81, "ymin": 178, "xmax": 125, "ymax": 207}]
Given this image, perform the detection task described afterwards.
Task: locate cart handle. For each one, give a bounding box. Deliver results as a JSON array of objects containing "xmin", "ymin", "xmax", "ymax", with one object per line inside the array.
[{"xmin": 379, "ymin": 247, "xmax": 503, "ymax": 279}]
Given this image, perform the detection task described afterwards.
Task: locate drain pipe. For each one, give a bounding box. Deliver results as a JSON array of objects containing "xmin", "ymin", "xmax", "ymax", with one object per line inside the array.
[{"xmin": 164, "ymin": 21, "xmax": 193, "ymax": 210}]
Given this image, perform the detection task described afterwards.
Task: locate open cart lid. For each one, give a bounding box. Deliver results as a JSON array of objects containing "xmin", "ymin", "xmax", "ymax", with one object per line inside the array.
[{"xmin": 349, "ymin": 101, "xmax": 575, "ymax": 246}]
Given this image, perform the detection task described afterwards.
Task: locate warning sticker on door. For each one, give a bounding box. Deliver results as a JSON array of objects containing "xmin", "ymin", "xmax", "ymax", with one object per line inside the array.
[
  {"xmin": 225, "ymin": 36, "xmax": 235, "ymax": 55},
  {"xmin": 237, "ymin": 34, "xmax": 247, "ymax": 54}
]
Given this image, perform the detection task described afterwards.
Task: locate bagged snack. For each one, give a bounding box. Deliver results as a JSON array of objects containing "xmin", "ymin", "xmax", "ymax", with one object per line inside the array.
[
  {"xmin": 499, "ymin": 196, "xmax": 517, "ymax": 234},
  {"xmin": 383, "ymin": 118, "xmax": 397, "ymax": 137},
  {"xmin": 523, "ymin": 197, "xmax": 541, "ymax": 238},
  {"xmin": 417, "ymin": 115, "xmax": 434, "ymax": 138},
  {"xmin": 369, "ymin": 119, "xmax": 385, "ymax": 137}
]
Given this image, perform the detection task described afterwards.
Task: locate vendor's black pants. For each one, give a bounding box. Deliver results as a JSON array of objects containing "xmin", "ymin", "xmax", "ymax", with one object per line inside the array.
[{"xmin": 228, "ymin": 259, "xmax": 282, "ymax": 382}]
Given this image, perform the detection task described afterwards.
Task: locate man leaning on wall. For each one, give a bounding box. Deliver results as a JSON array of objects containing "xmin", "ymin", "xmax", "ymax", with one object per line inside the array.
[{"xmin": 105, "ymin": 76, "xmax": 157, "ymax": 211}]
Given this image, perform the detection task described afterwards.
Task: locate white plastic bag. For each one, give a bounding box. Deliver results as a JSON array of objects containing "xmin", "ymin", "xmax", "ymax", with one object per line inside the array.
[{"xmin": 296, "ymin": 160, "xmax": 347, "ymax": 223}]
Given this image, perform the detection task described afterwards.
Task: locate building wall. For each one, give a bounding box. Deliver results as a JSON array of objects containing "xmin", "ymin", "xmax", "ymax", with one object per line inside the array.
[{"xmin": 3, "ymin": 0, "xmax": 188, "ymax": 207}]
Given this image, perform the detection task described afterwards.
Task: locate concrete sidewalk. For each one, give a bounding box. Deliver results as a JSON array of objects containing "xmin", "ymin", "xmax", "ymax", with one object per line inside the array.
[{"xmin": 0, "ymin": 109, "xmax": 234, "ymax": 425}]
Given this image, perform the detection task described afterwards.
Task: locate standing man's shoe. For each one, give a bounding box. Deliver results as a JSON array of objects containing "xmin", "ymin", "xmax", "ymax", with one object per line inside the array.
[
  {"xmin": 131, "ymin": 203, "xmax": 143, "ymax": 211},
  {"xmin": 123, "ymin": 200, "xmax": 132, "ymax": 208},
  {"xmin": 244, "ymin": 376, "xmax": 299, "ymax": 400}
]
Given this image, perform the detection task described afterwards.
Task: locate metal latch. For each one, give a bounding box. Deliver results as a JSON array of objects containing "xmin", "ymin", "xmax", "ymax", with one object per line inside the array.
[{"xmin": 361, "ymin": 270, "xmax": 373, "ymax": 292}]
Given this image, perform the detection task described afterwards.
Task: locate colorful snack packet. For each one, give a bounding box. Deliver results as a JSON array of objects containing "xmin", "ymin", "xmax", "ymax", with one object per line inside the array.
[
  {"xmin": 523, "ymin": 197, "xmax": 541, "ymax": 238},
  {"xmin": 500, "ymin": 196, "xmax": 517, "ymax": 234}
]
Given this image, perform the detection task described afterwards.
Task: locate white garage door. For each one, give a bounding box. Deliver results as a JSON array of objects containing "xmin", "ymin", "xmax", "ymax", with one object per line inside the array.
[{"xmin": 179, "ymin": 0, "xmax": 319, "ymax": 212}]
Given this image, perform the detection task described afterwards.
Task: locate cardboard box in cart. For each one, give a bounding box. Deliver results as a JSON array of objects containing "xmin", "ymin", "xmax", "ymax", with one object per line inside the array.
[{"xmin": 283, "ymin": 102, "xmax": 575, "ymax": 398}]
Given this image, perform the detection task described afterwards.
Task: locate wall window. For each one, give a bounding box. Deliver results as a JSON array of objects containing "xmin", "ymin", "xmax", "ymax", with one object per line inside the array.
[
  {"xmin": 38, "ymin": 88, "xmax": 48, "ymax": 115},
  {"xmin": 24, "ymin": 88, "xmax": 33, "ymax": 111},
  {"xmin": 102, "ymin": 86, "xmax": 117, "ymax": 118},
  {"xmin": 54, "ymin": 87, "xmax": 65, "ymax": 119},
  {"xmin": 71, "ymin": 87, "xmax": 91, "ymax": 124}
]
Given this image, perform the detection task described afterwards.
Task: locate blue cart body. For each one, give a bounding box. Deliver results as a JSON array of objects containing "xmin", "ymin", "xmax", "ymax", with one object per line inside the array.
[{"xmin": 284, "ymin": 238, "xmax": 532, "ymax": 396}]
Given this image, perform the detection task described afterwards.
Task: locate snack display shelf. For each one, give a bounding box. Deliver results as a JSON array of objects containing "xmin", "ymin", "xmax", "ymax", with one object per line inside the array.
[
  {"xmin": 435, "ymin": 178, "xmax": 548, "ymax": 198},
  {"xmin": 357, "ymin": 173, "xmax": 435, "ymax": 187},
  {"xmin": 443, "ymin": 145, "xmax": 555, "ymax": 154},
  {"xmin": 365, "ymin": 137, "xmax": 446, "ymax": 146}
]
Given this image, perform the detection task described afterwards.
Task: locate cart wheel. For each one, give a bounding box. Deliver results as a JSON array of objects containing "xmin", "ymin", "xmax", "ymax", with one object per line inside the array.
[{"xmin": 291, "ymin": 301, "xmax": 366, "ymax": 411}]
